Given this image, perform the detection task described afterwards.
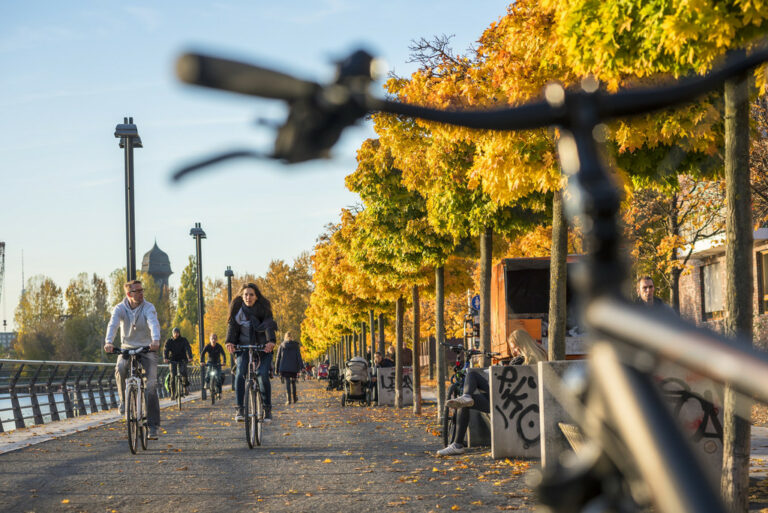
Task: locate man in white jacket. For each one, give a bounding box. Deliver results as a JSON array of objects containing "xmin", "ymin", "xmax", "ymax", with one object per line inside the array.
[{"xmin": 104, "ymin": 279, "xmax": 162, "ymax": 439}]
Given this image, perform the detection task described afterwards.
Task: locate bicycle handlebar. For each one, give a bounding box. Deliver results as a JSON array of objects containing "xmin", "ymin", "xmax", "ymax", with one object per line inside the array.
[
  {"xmin": 177, "ymin": 52, "xmax": 319, "ymax": 101},
  {"xmin": 440, "ymin": 342, "xmax": 500, "ymax": 357},
  {"xmin": 175, "ymin": 45, "xmax": 768, "ymax": 167},
  {"xmin": 109, "ymin": 347, "xmax": 152, "ymax": 356}
]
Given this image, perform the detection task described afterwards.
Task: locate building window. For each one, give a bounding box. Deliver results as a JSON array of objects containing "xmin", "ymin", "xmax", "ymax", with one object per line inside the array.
[
  {"xmin": 701, "ymin": 261, "xmax": 724, "ymax": 320},
  {"xmin": 759, "ymin": 251, "xmax": 768, "ymax": 314}
]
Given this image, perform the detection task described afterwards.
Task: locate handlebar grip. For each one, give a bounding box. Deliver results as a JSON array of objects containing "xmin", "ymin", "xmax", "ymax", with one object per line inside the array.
[{"xmin": 176, "ymin": 52, "xmax": 319, "ymax": 101}]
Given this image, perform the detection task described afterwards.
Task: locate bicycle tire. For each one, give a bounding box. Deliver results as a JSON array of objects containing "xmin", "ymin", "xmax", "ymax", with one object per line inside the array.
[
  {"xmin": 255, "ymin": 388, "xmax": 263, "ymax": 446},
  {"xmin": 127, "ymin": 386, "xmax": 139, "ymax": 454},
  {"xmin": 245, "ymin": 382, "xmax": 257, "ymax": 449},
  {"xmin": 442, "ymin": 387, "xmax": 459, "ymax": 448},
  {"xmin": 210, "ymin": 372, "xmax": 216, "ymax": 405},
  {"xmin": 140, "ymin": 391, "xmax": 148, "ymax": 450},
  {"xmin": 176, "ymin": 375, "xmax": 183, "ymax": 410}
]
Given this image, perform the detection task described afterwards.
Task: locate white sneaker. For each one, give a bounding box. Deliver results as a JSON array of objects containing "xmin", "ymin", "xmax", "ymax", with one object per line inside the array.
[
  {"xmin": 437, "ymin": 443, "xmax": 465, "ymax": 456},
  {"xmin": 445, "ymin": 394, "xmax": 474, "ymax": 409},
  {"xmin": 235, "ymin": 409, "xmax": 244, "ymax": 422}
]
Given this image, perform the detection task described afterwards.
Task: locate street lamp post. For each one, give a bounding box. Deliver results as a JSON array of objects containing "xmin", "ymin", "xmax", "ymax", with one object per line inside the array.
[
  {"xmin": 225, "ymin": 266, "xmax": 234, "ymax": 304},
  {"xmin": 190, "ymin": 222, "xmax": 207, "ymax": 400},
  {"xmin": 225, "ymin": 265, "xmax": 235, "ymax": 390},
  {"xmin": 114, "ymin": 118, "xmax": 143, "ymax": 281}
]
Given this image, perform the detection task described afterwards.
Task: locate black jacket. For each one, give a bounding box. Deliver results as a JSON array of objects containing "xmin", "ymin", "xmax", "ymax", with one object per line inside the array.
[
  {"xmin": 164, "ymin": 337, "xmax": 193, "ymax": 362},
  {"xmin": 275, "ymin": 340, "xmax": 304, "ymax": 373},
  {"xmin": 202, "ymin": 343, "xmax": 227, "ymax": 366}
]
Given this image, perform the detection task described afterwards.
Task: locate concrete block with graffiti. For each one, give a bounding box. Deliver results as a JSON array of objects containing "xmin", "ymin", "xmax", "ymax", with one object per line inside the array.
[
  {"xmin": 489, "ymin": 364, "xmax": 541, "ymax": 458},
  {"xmin": 654, "ymin": 362, "xmax": 724, "ymax": 485},
  {"xmin": 376, "ymin": 367, "xmax": 413, "ymax": 406}
]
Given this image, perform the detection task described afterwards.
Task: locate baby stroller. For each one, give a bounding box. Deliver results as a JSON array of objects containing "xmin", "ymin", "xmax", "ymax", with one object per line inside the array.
[
  {"xmin": 327, "ymin": 365, "xmax": 342, "ymax": 391},
  {"xmin": 341, "ymin": 356, "xmax": 371, "ymax": 407}
]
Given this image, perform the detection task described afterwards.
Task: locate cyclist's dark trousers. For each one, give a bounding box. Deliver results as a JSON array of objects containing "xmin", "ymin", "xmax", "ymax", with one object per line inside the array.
[
  {"xmin": 454, "ymin": 371, "xmax": 490, "ymax": 446},
  {"xmin": 169, "ymin": 361, "xmax": 189, "ymax": 386},
  {"xmin": 116, "ymin": 351, "xmax": 160, "ymax": 428},
  {"xmin": 235, "ymin": 351, "xmax": 272, "ymax": 409},
  {"xmin": 282, "ymin": 372, "xmax": 297, "ymax": 400}
]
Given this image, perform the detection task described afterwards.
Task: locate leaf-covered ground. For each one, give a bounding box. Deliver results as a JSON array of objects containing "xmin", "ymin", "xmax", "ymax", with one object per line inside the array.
[{"xmin": 0, "ymin": 379, "xmax": 536, "ymax": 512}]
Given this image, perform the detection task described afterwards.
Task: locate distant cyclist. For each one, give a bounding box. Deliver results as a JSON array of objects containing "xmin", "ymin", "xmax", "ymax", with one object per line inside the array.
[
  {"xmin": 225, "ymin": 283, "xmax": 277, "ymax": 422},
  {"xmin": 202, "ymin": 333, "xmax": 227, "ymax": 390},
  {"xmin": 164, "ymin": 327, "xmax": 193, "ymax": 395},
  {"xmin": 104, "ymin": 279, "xmax": 162, "ymax": 440}
]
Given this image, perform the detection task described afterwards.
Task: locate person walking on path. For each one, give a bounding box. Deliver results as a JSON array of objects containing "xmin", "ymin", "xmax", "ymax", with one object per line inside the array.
[
  {"xmin": 636, "ymin": 276, "xmax": 674, "ymax": 312},
  {"xmin": 104, "ymin": 279, "xmax": 162, "ymax": 440},
  {"xmin": 164, "ymin": 327, "xmax": 193, "ymax": 392},
  {"xmin": 225, "ymin": 283, "xmax": 277, "ymax": 422},
  {"xmin": 275, "ymin": 331, "xmax": 304, "ymax": 405}
]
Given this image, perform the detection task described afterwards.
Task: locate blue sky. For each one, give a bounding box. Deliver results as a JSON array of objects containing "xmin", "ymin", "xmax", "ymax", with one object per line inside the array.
[{"xmin": 0, "ymin": 1, "xmax": 511, "ymax": 330}]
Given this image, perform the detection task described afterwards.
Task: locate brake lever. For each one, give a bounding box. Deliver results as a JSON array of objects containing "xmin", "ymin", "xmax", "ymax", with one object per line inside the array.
[{"xmin": 172, "ymin": 149, "xmax": 268, "ymax": 181}]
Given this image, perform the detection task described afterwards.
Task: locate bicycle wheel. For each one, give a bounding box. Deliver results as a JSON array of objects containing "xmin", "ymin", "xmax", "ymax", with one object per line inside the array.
[
  {"xmin": 140, "ymin": 392, "xmax": 148, "ymax": 450},
  {"xmin": 245, "ymin": 383, "xmax": 257, "ymax": 449},
  {"xmin": 127, "ymin": 386, "xmax": 139, "ymax": 454},
  {"xmin": 442, "ymin": 387, "xmax": 459, "ymax": 447},
  {"xmin": 176, "ymin": 376, "xmax": 183, "ymax": 410},
  {"xmin": 255, "ymin": 389, "xmax": 263, "ymax": 446},
  {"xmin": 210, "ymin": 372, "xmax": 216, "ymax": 405}
]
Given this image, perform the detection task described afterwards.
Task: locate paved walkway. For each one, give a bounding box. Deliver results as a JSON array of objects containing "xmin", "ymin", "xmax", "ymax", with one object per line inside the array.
[{"xmin": 0, "ymin": 380, "xmax": 535, "ymax": 513}]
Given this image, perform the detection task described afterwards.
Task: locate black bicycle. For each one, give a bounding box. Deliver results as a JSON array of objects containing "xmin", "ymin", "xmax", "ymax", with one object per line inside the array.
[
  {"xmin": 110, "ymin": 346, "xmax": 151, "ymax": 454},
  {"xmin": 206, "ymin": 363, "xmax": 223, "ymax": 405},
  {"xmin": 440, "ymin": 342, "xmax": 499, "ymax": 448},
  {"xmin": 174, "ymin": 45, "xmax": 768, "ymax": 513},
  {"xmin": 238, "ymin": 344, "xmax": 266, "ymax": 448}
]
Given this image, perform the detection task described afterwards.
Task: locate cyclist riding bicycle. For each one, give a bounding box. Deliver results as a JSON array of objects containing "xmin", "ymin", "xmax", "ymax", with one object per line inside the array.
[
  {"xmin": 164, "ymin": 327, "xmax": 193, "ymax": 395},
  {"xmin": 104, "ymin": 279, "xmax": 162, "ymax": 440},
  {"xmin": 202, "ymin": 332, "xmax": 227, "ymax": 390},
  {"xmin": 225, "ymin": 283, "xmax": 277, "ymax": 422}
]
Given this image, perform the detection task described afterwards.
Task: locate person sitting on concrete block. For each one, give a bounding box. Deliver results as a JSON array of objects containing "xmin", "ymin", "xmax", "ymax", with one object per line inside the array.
[
  {"xmin": 438, "ymin": 369, "xmax": 490, "ymax": 457},
  {"xmin": 508, "ymin": 329, "xmax": 548, "ymax": 365}
]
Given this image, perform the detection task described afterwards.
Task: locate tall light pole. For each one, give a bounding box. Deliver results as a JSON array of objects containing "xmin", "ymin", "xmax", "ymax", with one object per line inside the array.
[
  {"xmin": 225, "ymin": 266, "xmax": 234, "ymax": 305},
  {"xmin": 190, "ymin": 222, "xmax": 206, "ymax": 399},
  {"xmin": 114, "ymin": 118, "xmax": 142, "ymax": 281},
  {"xmin": 225, "ymin": 265, "xmax": 236, "ymax": 389}
]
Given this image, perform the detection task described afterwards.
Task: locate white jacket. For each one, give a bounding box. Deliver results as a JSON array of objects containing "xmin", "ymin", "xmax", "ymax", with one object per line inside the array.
[{"xmin": 104, "ymin": 298, "xmax": 161, "ymax": 349}]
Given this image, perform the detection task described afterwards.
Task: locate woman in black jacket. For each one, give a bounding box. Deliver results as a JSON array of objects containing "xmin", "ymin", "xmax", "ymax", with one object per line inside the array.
[
  {"xmin": 225, "ymin": 283, "xmax": 277, "ymax": 422},
  {"xmin": 275, "ymin": 331, "xmax": 304, "ymax": 405}
]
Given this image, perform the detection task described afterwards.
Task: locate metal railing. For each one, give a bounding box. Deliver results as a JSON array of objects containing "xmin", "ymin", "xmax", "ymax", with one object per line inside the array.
[{"xmin": 0, "ymin": 359, "xmax": 227, "ymax": 432}]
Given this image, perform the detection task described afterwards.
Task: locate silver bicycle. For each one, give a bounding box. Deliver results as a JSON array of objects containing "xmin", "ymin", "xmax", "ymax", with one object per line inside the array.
[{"xmin": 111, "ymin": 346, "xmax": 150, "ymax": 454}]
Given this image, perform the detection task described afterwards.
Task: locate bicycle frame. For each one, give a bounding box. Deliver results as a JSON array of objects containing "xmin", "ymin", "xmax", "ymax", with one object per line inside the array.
[{"xmin": 176, "ymin": 45, "xmax": 768, "ymax": 513}]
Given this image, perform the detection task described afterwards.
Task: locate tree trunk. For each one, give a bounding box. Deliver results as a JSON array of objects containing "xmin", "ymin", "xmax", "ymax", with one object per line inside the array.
[
  {"xmin": 428, "ymin": 337, "xmax": 435, "ymax": 380},
  {"xmin": 395, "ymin": 296, "xmax": 404, "ymax": 409},
  {"xmin": 412, "ymin": 284, "xmax": 422, "ymax": 415},
  {"xmin": 670, "ymin": 267, "xmax": 682, "ymax": 314},
  {"xmin": 480, "ymin": 227, "xmax": 493, "ymax": 366},
  {"xmin": 721, "ymin": 71, "xmax": 753, "ymax": 513},
  {"xmin": 668, "ymin": 193, "xmax": 682, "ymax": 314},
  {"xmin": 378, "ymin": 314, "xmax": 385, "ymax": 355},
  {"xmin": 369, "ymin": 310, "xmax": 375, "ymax": 366},
  {"xmin": 436, "ymin": 266, "xmax": 446, "ymax": 421},
  {"xmin": 548, "ymin": 188, "xmax": 568, "ymax": 361},
  {"xmin": 361, "ymin": 321, "xmax": 367, "ymax": 360}
]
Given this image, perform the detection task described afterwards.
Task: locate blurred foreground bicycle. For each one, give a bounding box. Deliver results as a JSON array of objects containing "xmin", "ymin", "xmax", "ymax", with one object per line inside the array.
[{"xmin": 174, "ymin": 45, "xmax": 768, "ymax": 512}]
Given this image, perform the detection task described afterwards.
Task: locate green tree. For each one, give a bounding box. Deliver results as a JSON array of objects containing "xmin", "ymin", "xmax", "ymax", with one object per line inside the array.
[
  {"xmin": 174, "ymin": 255, "xmax": 199, "ymax": 335},
  {"xmin": 13, "ymin": 275, "xmax": 65, "ymax": 360}
]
